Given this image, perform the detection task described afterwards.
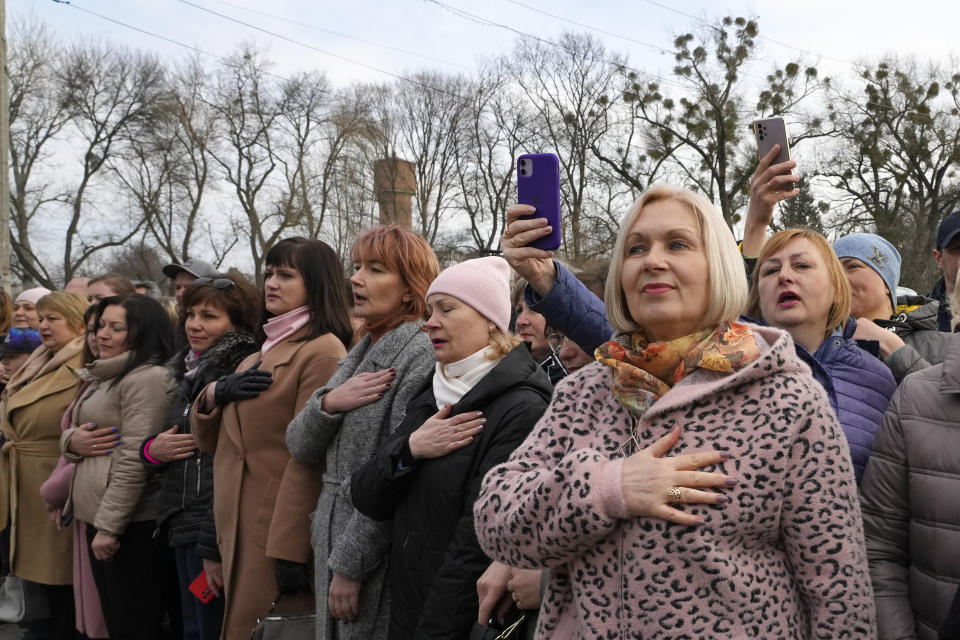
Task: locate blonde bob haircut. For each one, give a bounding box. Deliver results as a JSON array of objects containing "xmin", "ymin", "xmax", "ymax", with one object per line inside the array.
[
  {"xmin": 36, "ymin": 291, "xmax": 90, "ymax": 334},
  {"xmin": 604, "ymin": 184, "xmax": 748, "ymax": 334},
  {"xmin": 746, "ymin": 228, "xmax": 851, "ymax": 334}
]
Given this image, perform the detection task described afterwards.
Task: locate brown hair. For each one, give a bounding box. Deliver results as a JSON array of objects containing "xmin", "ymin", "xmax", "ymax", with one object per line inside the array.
[
  {"xmin": 180, "ymin": 272, "xmax": 260, "ymax": 336},
  {"xmin": 0, "ymin": 289, "xmax": 12, "ymax": 334},
  {"xmin": 350, "ymin": 225, "xmax": 440, "ymax": 322},
  {"xmin": 88, "ymin": 274, "xmax": 136, "ymax": 298},
  {"xmin": 746, "ymin": 228, "xmax": 852, "ymax": 334}
]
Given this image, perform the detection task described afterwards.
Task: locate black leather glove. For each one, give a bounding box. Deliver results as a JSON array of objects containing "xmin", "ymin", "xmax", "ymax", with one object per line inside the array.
[
  {"xmin": 275, "ymin": 559, "xmax": 311, "ymax": 595},
  {"xmin": 214, "ymin": 362, "xmax": 273, "ymax": 406}
]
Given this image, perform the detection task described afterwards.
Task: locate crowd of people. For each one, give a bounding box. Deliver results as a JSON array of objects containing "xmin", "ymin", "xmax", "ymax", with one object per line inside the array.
[{"xmin": 0, "ymin": 146, "xmax": 957, "ymax": 640}]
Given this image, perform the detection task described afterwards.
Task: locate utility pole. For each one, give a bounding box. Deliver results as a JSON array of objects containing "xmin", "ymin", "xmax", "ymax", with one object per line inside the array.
[{"xmin": 0, "ymin": 0, "xmax": 11, "ymax": 294}]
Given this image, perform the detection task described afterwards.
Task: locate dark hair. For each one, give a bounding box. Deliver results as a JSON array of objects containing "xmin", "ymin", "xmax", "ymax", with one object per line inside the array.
[
  {"xmin": 96, "ymin": 294, "xmax": 174, "ymax": 387},
  {"xmin": 88, "ymin": 274, "xmax": 136, "ymax": 298},
  {"xmin": 179, "ymin": 272, "xmax": 260, "ymax": 339},
  {"xmin": 81, "ymin": 303, "xmax": 99, "ymax": 366},
  {"xmin": 260, "ymin": 238, "xmax": 353, "ymax": 349}
]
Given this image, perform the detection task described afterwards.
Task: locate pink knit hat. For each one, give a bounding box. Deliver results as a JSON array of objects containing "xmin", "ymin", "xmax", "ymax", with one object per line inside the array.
[
  {"xmin": 426, "ymin": 257, "xmax": 512, "ymax": 333},
  {"xmin": 15, "ymin": 287, "xmax": 52, "ymax": 306}
]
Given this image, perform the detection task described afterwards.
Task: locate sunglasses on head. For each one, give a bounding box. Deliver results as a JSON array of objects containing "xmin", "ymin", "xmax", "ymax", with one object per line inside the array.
[{"xmin": 193, "ymin": 277, "xmax": 234, "ymax": 289}]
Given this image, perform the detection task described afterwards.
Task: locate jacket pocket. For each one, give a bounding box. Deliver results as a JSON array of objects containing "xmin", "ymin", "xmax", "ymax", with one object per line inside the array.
[{"xmin": 251, "ymin": 478, "xmax": 280, "ymax": 550}]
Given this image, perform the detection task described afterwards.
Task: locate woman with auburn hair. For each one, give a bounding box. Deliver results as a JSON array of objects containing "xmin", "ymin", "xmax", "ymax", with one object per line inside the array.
[
  {"xmin": 192, "ymin": 238, "xmax": 351, "ymax": 640},
  {"xmin": 745, "ymin": 228, "xmax": 896, "ymax": 482},
  {"xmin": 0, "ymin": 291, "xmax": 88, "ymax": 639},
  {"xmin": 475, "ymin": 185, "xmax": 875, "ymax": 639},
  {"xmin": 286, "ymin": 225, "xmax": 440, "ymax": 640}
]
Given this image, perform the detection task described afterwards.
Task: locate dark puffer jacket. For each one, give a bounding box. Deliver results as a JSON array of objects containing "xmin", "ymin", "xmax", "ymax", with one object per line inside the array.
[
  {"xmin": 351, "ymin": 345, "xmax": 552, "ymax": 640},
  {"xmin": 878, "ymin": 295, "xmax": 955, "ymax": 383},
  {"xmin": 860, "ymin": 332, "xmax": 960, "ymax": 640},
  {"xmin": 140, "ymin": 332, "xmax": 257, "ymax": 557}
]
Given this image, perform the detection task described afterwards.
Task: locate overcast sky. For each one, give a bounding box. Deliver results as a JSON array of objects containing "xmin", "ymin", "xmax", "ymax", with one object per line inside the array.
[{"xmin": 14, "ymin": 0, "xmax": 960, "ymax": 90}]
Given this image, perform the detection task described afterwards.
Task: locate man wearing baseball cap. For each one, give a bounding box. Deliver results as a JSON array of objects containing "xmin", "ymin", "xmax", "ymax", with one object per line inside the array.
[
  {"xmin": 162, "ymin": 258, "xmax": 218, "ymax": 301},
  {"xmin": 928, "ymin": 211, "xmax": 960, "ymax": 331}
]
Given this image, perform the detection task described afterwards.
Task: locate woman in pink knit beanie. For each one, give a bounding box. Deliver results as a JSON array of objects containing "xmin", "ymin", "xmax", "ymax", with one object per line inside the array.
[
  {"xmin": 474, "ymin": 185, "xmax": 876, "ymax": 639},
  {"xmin": 349, "ymin": 256, "xmax": 553, "ymax": 639}
]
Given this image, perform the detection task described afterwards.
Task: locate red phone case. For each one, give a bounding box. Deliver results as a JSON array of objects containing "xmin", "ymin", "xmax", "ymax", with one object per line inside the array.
[{"xmin": 189, "ymin": 570, "xmax": 215, "ymax": 604}]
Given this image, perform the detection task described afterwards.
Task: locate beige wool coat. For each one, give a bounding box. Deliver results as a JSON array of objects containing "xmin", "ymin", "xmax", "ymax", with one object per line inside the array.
[
  {"xmin": 0, "ymin": 337, "xmax": 84, "ymax": 585},
  {"xmin": 192, "ymin": 328, "xmax": 344, "ymax": 640},
  {"xmin": 62, "ymin": 354, "xmax": 174, "ymax": 535}
]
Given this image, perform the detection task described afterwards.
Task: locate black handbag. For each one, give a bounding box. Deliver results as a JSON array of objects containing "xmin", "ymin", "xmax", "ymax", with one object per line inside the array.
[
  {"xmin": 468, "ymin": 614, "xmax": 526, "ymax": 640},
  {"xmin": 249, "ymin": 595, "xmax": 315, "ymax": 640}
]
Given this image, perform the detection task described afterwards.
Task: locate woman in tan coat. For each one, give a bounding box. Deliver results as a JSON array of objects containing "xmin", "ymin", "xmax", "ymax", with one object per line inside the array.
[
  {"xmin": 193, "ymin": 238, "xmax": 352, "ymax": 640},
  {"xmin": 0, "ymin": 291, "xmax": 88, "ymax": 639},
  {"xmin": 62, "ymin": 294, "xmax": 175, "ymax": 640}
]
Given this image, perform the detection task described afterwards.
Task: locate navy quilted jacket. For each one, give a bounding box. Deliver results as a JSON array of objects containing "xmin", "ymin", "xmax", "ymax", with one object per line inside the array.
[{"xmin": 792, "ymin": 318, "xmax": 896, "ymax": 483}]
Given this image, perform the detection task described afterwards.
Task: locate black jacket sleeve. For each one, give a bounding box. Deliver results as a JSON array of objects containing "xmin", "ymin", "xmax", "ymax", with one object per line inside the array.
[{"xmin": 413, "ymin": 399, "xmax": 546, "ymax": 640}]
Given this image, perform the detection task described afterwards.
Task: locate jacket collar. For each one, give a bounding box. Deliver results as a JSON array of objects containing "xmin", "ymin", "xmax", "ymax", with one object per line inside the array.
[
  {"xmin": 4, "ymin": 336, "xmax": 84, "ymax": 397},
  {"xmin": 449, "ymin": 344, "xmax": 552, "ymax": 412},
  {"xmin": 83, "ymin": 352, "xmax": 134, "ymax": 382},
  {"xmin": 643, "ymin": 324, "xmax": 807, "ymax": 422},
  {"xmin": 941, "ymin": 334, "xmax": 960, "ymax": 393}
]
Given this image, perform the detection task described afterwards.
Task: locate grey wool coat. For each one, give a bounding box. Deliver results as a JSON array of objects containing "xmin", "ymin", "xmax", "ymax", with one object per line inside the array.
[{"xmin": 286, "ymin": 320, "xmax": 434, "ymax": 640}]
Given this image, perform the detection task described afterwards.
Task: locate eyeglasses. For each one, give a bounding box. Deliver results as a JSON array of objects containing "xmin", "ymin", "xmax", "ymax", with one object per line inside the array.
[{"xmin": 192, "ymin": 277, "xmax": 234, "ymax": 289}]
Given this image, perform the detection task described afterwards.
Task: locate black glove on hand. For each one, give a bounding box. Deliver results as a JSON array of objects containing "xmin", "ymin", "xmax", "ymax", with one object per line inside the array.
[
  {"xmin": 275, "ymin": 559, "xmax": 311, "ymax": 595},
  {"xmin": 213, "ymin": 363, "xmax": 273, "ymax": 406}
]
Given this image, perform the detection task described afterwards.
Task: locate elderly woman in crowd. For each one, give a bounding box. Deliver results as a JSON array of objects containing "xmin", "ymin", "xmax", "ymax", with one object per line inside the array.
[
  {"xmin": 192, "ymin": 238, "xmax": 352, "ymax": 640},
  {"xmin": 745, "ymin": 228, "xmax": 896, "ymax": 482},
  {"xmin": 475, "ymin": 185, "xmax": 876, "ymax": 639},
  {"xmin": 860, "ymin": 329, "xmax": 960, "ymax": 639},
  {"xmin": 0, "ymin": 292, "xmax": 88, "ymax": 639},
  {"xmin": 61, "ymin": 294, "xmax": 175, "ymax": 640},
  {"xmin": 12, "ymin": 287, "xmax": 53, "ymax": 331},
  {"xmin": 141, "ymin": 273, "xmax": 261, "ymax": 640},
  {"xmin": 286, "ymin": 226, "xmax": 439, "ymax": 640},
  {"xmin": 0, "ymin": 328, "xmax": 43, "ymax": 391},
  {"xmin": 351, "ymin": 256, "xmax": 552, "ymax": 639}
]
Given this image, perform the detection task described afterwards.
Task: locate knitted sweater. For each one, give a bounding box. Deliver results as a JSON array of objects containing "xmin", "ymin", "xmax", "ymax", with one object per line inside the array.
[{"xmin": 474, "ymin": 324, "xmax": 876, "ymax": 639}]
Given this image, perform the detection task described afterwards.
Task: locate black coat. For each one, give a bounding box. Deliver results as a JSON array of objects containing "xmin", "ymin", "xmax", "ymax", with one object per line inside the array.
[
  {"xmin": 139, "ymin": 332, "xmax": 258, "ymax": 558},
  {"xmin": 351, "ymin": 345, "xmax": 552, "ymax": 640}
]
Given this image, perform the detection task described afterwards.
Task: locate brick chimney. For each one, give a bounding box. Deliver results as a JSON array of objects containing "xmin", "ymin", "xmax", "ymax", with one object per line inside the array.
[{"xmin": 374, "ymin": 158, "xmax": 416, "ymax": 228}]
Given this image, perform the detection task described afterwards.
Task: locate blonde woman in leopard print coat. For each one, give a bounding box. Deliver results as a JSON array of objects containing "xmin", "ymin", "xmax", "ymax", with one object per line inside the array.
[{"xmin": 475, "ymin": 185, "xmax": 875, "ymax": 639}]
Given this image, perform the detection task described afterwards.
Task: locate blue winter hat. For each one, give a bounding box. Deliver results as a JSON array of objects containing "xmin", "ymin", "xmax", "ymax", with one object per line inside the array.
[
  {"xmin": 833, "ymin": 233, "xmax": 901, "ymax": 313},
  {"xmin": 0, "ymin": 328, "xmax": 42, "ymax": 355}
]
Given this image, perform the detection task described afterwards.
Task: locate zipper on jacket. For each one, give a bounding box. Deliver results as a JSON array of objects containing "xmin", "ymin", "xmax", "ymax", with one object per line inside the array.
[{"xmin": 196, "ymin": 454, "xmax": 201, "ymax": 497}]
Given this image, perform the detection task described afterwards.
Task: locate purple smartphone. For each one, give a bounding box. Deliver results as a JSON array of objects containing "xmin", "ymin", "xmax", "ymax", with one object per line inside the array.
[{"xmin": 516, "ymin": 153, "xmax": 562, "ymax": 251}]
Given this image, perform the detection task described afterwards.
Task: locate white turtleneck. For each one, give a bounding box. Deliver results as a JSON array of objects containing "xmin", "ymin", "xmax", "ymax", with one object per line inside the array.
[{"xmin": 432, "ymin": 347, "xmax": 503, "ymax": 409}]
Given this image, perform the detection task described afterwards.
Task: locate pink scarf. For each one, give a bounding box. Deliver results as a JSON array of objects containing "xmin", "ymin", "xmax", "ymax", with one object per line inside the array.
[{"xmin": 261, "ymin": 306, "xmax": 310, "ymax": 355}]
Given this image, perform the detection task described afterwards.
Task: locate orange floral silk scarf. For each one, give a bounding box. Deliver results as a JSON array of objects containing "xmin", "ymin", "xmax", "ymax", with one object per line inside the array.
[{"xmin": 595, "ymin": 321, "xmax": 761, "ymax": 418}]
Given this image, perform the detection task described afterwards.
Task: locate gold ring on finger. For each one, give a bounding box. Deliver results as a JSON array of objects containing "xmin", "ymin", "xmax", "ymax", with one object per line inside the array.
[
  {"xmin": 666, "ymin": 486, "xmax": 683, "ymax": 503},
  {"xmin": 512, "ymin": 591, "xmax": 520, "ymax": 603}
]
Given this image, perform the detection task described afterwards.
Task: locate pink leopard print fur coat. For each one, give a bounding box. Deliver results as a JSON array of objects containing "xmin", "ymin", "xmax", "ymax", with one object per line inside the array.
[{"xmin": 475, "ymin": 325, "xmax": 876, "ymax": 639}]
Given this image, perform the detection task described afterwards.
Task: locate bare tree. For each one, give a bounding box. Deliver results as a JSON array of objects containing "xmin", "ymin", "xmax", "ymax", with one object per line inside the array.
[
  {"xmin": 8, "ymin": 16, "xmax": 73, "ymax": 286},
  {"xmin": 822, "ymin": 58, "xmax": 960, "ymax": 289},
  {"xmin": 206, "ymin": 45, "xmax": 295, "ymax": 283},
  {"xmin": 455, "ymin": 66, "xmax": 533, "ymax": 253},
  {"xmin": 53, "ymin": 41, "xmax": 166, "ymax": 282},
  {"xmin": 507, "ymin": 32, "xmax": 620, "ymax": 261}
]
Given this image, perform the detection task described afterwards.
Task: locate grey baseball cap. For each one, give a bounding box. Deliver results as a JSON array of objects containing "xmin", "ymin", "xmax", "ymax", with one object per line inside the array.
[{"xmin": 162, "ymin": 258, "xmax": 218, "ymax": 280}]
